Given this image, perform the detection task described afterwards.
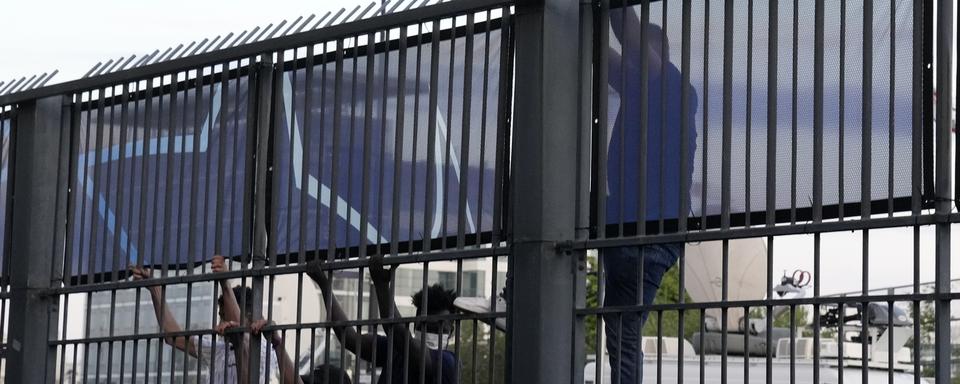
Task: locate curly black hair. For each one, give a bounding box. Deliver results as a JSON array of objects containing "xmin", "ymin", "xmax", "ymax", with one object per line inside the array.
[{"xmin": 411, "ymin": 284, "xmax": 458, "ymax": 316}]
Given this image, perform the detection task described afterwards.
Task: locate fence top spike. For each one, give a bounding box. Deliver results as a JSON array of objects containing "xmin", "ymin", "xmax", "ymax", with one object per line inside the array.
[
  {"xmin": 117, "ymin": 55, "xmax": 138, "ymax": 72},
  {"xmin": 10, "ymin": 74, "xmax": 38, "ymax": 94},
  {"xmin": 83, "ymin": 62, "xmax": 104, "ymax": 79},
  {"xmin": 214, "ymin": 32, "xmax": 234, "ymax": 51},
  {"xmin": 227, "ymin": 30, "xmax": 248, "ymax": 49},
  {"xmin": 188, "ymin": 38, "xmax": 209, "ymax": 57},
  {"xmin": 282, "ymin": 16, "xmax": 304, "ymax": 36},
  {"xmin": 0, "ymin": 78, "xmax": 23, "ymax": 95},
  {"xmin": 137, "ymin": 50, "xmax": 160, "ymax": 67},
  {"xmin": 38, "ymin": 70, "xmax": 59, "ymax": 87},
  {"xmin": 312, "ymin": 11, "xmax": 333, "ymax": 30},
  {"xmin": 163, "ymin": 44, "xmax": 185, "ymax": 62},
  {"xmin": 265, "ymin": 20, "xmax": 288, "ymax": 40},
  {"xmin": 105, "ymin": 56, "xmax": 127, "ymax": 74},
  {"xmin": 354, "ymin": 2, "xmax": 378, "ymax": 22},
  {"xmin": 297, "ymin": 14, "xmax": 317, "ymax": 34},
  {"xmin": 240, "ymin": 26, "xmax": 262, "ymax": 46},
  {"xmin": 23, "ymin": 73, "xmax": 47, "ymax": 91},
  {"xmin": 93, "ymin": 58, "xmax": 116, "ymax": 77},
  {"xmin": 388, "ymin": 0, "xmax": 406, "ymax": 14},
  {"xmin": 176, "ymin": 42, "xmax": 198, "ymax": 60},
  {"xmin": 0, "ymin": 77, "xmax": 25, "ymax": 95},
  {"xmin": 325, "ymin": 8, "xmax": 348, "ymax": 28},
  {"xmin": 198, "ymin": 36, "xmax": 218, "ymax": 55},
  {"xmin": 340, "ymin": 5, "xmax": 362, "ymax": 25},
  {"xmin": 24, "ymin": 75, "xmax": 45, "ymax": 91},
  {"xmin": 404, "ymin": 0, "xmax": 419, "ymax": 12}
]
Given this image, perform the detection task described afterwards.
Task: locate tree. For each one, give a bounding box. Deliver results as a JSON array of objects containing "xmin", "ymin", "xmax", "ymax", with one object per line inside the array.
[{"xmin": 456, "ymin": 319, "xmax": 506, "ymax": 384}]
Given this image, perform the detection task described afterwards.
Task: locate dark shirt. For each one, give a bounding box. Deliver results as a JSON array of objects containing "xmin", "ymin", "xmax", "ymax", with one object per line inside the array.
[
  {"xmin": 606, "ymin": 43, "xmax": 699, "ymax": 226},
  {"xmin": 371, "ymin": 335, "xmax": 458, "ymax": 384}
]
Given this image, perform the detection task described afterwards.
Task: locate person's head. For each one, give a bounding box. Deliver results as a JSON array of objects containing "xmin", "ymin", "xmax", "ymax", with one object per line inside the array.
[
  {"xmin": 300, "ymin": 364, "xmax": 353, "ymax": 384},
  {"xmin": 218, "ymin": 286, "xmax": 255, "ymax": 322},
  {"xmin": 411, "ymin": 284, "xmax": 458, "ymax": 334}
]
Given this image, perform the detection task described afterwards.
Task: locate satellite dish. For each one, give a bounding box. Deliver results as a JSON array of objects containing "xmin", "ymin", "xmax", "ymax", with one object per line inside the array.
[{"xmin": 684, "ymin": 238, "xmax": 767, "ymax": 331}]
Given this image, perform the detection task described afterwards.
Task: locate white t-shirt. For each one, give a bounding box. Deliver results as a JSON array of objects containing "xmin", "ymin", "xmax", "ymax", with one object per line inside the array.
[{"xmin": 192, "ymin": 334, "xmax": 280, "ymax": 384}]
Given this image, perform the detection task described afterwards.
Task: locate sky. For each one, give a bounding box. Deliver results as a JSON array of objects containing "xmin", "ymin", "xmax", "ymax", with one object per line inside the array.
[{"xmin": 1, "ymin": 0, "xmax": 958, "ymax": 298}]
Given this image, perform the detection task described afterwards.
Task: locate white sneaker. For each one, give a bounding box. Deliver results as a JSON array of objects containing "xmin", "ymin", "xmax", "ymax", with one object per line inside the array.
[{"xmin": 454, "ymin": 293, "xmax": 507, "ymax": 332}]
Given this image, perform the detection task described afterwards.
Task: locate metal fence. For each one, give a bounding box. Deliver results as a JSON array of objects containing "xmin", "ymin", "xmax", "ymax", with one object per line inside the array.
[{"xmin": 0, "ymin": 0, "xmax": 956, "ymax": 383}]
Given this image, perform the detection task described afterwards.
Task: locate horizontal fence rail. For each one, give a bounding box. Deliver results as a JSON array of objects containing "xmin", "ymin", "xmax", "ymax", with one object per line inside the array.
[{"xmin": 0, "ymin": 0, "xmax": 955, "ymax": 383}]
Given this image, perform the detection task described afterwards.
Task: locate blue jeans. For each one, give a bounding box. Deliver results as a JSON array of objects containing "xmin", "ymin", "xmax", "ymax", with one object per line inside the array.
[{"xmin": 602, "ymin": 243, "xmax": 682, "ymax": 384}]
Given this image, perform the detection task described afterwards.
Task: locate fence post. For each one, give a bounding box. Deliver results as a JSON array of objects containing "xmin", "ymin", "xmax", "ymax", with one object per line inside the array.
[
  {"xmin": 509, "ymin": 0, "xmax": 581, "ymax": 382},
  {"xmin": 5, "ymin": 95, "xmax": 67, "ymax": 384},
  {"xmin": 933, "ymin": 0, "xmax": 953, "ymax": 382}
]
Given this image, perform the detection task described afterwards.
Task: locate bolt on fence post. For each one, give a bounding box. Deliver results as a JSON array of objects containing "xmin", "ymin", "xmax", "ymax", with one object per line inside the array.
[
  {"xmin": 6, "ymin": 95, "xmax": 68, "ymax": 384},
  {"xmin": 509, "ymin": 0, "xmax": 581, "ymax": 382}
]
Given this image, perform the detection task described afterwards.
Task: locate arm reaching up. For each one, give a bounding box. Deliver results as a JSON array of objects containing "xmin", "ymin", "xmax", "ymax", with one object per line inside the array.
[
  {"xmin": 251, "ymin": 319, "xmax": 303, "ymax": 384},
  {"xmin": 367, "ymin": 255, "xmax": 437, "ymax": 377},
  {"xmin": 305, "ymin": 260, "xmax": 379, "ymax": 361},
  {"xmin": 211, "ymin": 255, "xmax": 243, "ymax": 323},
  {"xmin": 129, "ymin": 265, "xmax": 199, "ymax": 358}
]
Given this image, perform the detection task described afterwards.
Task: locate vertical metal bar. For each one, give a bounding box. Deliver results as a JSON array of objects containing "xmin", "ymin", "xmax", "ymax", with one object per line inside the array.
[
  {"xmin": 592, "ymin": 0, "xmax": 609, "ymax": 239},
  {"xmin": 862, "ymin": 231, "xmax": 869, "ymax": 384},
  {"xmin": 441, "ymin": 16, "xmax": 458, "ymax": 251},
  {"xmin": 813, "ymin": 0, "xmax": 824, "ymax": 224},
  {"xmin": 838, "ymin": 1, "xmax": 846, "ymax": 220},
  {"xmin": 457, "ymin": 13, "xmax": 475, "ymax": 249},
  {"xmin": 888, "ymin": 0, "xmax": 896, "ymax": 217},
  {"xmin": 657, "ymin": 0, "xmax": 668, "ymax": 233},
  {"xmin": 300, "ymin": 45, "xmax": 315, "ymax": 267},
  {"xmin": 699, "ymin": 308, "xmax": 705, "ymax": 384},
  {"xmin": 744, "ymin": 0, "xmax": 753, "ymax": 227},
  {"xmin": 160, "ymin": 75, "xmax": 180, "ymax": 278},
  {"xmin": 62, "ymin": 95, "xmax": 83, "ymax": 285},
  {"xmin": 101, "ymin": 87, "xmax": 118, "ymax": 281},
  {"xmin": 765, "ymin": 0, "xmax": 778, "ymax": 227},
  {"xmin": 391, "ymin": 27, "xmax": 408, "ymax": 257},
  {"xmin": 912, "ymin": 225, "xmax": 920, "ymax": 384},
  {"xmin": 700, "ymin": 0, "xmax": 710, "ymax": 232},
  {"xmin": 789, "ymin": 0, "xmax": 798, "ymax": 224},
  {"xmin": 861, "ymin": 0, "xmax": 873, "ymax": 221},
  {"xmin": 789, "ymin": 304, "xmax": 795, "ymax": 384},
  {"xmin": 813, "ymin": 233, "xmax": 821, "ymax": 384},
  {"xmin": 766, "ymin": 236, "xmax": 773, "ymax": 384},
  {"xmin": 743, "ymin": 304, "xmax": 750, "ymax": 384},
  {"xmin": 328, "ymin": 40, "xmax": 344, "ymax": 262},
  {"xmin": 361, "ymin": 32, "xmax": 377, "ymax": 258},
  {"xmin": 346, "ymin": 37, "xmax": 360, "ymax": 256},
  {"xmin": 282, "ymin": 48, "xmax": 297, "ymax": 266},
  {"xmin": 679, "ymin": 0, "xmax": 691, "ymax": 233},
  {"xmin": 721, "ymin": 0, "xmax": 733, "ymax": 231},
  {"xmin": 493, "ymin": 7, "xmax": 513, "ymax": 248},
  {"xmin": 616, "ymin": 1, "xmax": 627, "ymax": 236},
  {"xmin": 476, "ymin": 10, "xmax": 493, "ymax": 248},
  {"xmin": 636, "ymin": 0, "xmax": 649, "ymax": 237},
  {"xmin": 214, "ymin": 63, "xmax": 230, "ymax": 260},
  {"xmin": 89, "ymin": 89, "xmax": 106, "ymax": 284},
  {"xmin": 315, "ymin": 42, "xmax": 329, "ymax": 260},
  {"xmin": 721, "ymin": 240, "xmax": 729, "ymax": 384},
  {"xmin": 407, "ymin": 23, "xmax": 429, "ymax": 254},
  {"xmin": 424, "ymin": 19, "xmax": 441, "ymax": 253}
]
